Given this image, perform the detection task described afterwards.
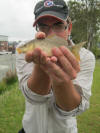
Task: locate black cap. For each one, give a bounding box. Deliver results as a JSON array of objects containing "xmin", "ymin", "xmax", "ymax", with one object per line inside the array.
[{"xmin": 33, "ymin": 0, "xmax": 69, "ymax": 26}]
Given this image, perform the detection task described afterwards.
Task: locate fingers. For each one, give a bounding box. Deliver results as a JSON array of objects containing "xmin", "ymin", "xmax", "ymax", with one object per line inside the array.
[
  {"xmin": 25, "ymin": 50, "xmax": 34, "ymax": 63},
  {"xmin": 59, "ymin": 46, "xmax": 80, "ymax": 72},
  {"xmin": 51, "ymin": 47, "xmax": 80, "ymax": 80},
  {"xmin": 43, "ymin": 61, "xmax": 70, "ymax": 83},
  {"xmin": 50, "ymin": 56, "xmax": 58, "ymax": 62},
  {"xmin": 25, "ymin": 47, "xmax": 57, "ymax": 65},
  {"xmin": 52, "ymin": 47, "xmax": 80, "ymax": 72},
  {"xmin": 35, "ymin": 32, "xmax": 46, "ymax": 39},
  {"xmin": 25, "ymin": 48, "xmax": 41, "ymax": 63},
  {"xmin": 52, "ymin": 48, "xmax": 77, "ymax": 79}
]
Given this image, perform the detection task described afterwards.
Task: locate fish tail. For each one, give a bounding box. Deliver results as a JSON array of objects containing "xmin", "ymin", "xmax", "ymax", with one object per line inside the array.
[
  {"xmin": 71, "ymin": 41, "xmax": 87, "ymax": 61},
  {"xmin": 75, "ymin": 41, "xmax": 87, "ymax": 50}
]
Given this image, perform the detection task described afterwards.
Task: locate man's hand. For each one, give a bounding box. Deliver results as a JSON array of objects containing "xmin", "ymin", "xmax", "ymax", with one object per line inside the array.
[
  {"xmin": 52, "ymin": 46, "xmax": 80, "ymax": 81},
  {"xmin": 41, "ymin": 47, "xmax": 81, "ymax": 111},
  {"xmin": 26, "ymin": 32, "xmax": 53, "ymax": 95},
  {"xmin": 25, "ymin": 31, "xmax": 81, "ymax": 109},
  {"xmin": 41, "ymin": 46, "xmax": 80, "ymax": 84}
]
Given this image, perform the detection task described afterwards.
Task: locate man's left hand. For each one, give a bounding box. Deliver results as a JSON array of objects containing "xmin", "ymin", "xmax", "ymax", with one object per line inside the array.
[{"xmin": 41, "ymin": 46, "xmax": 80, "ymax": 84}]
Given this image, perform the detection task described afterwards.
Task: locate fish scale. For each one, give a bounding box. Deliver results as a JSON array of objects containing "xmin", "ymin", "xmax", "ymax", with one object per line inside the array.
[{"xmin": 16, "ymin": 35, "xmax": 86, "ymax": 61}]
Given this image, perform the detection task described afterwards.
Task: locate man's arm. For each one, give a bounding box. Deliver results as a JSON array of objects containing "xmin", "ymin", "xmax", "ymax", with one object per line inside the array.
[
  {"xmin": 27, "ymin": 64, "xmax": 51, "ymax": 95},
  {"xmin": 42, "ymin": 59, "xmax": 81, "ymax": 111},
  {"xmin": 25, "ymin": 32, "xmax": 52, "ymax": 95},
  {"xmin": 52, "ymin": 79, "xmax": 81, "ymax": 111},
  {"xmin": 26, "ymin": 50, "xmax": 80, "ymax": 111},
  {"xmin": 24, "ymin": 33, "xmax": 81, "ymax": 110}
]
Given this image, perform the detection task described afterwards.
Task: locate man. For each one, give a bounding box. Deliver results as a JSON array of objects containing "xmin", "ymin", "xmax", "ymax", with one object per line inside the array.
[{"xmin": 16, "ymin": 0, "xmax": 95, "ymax": 133}]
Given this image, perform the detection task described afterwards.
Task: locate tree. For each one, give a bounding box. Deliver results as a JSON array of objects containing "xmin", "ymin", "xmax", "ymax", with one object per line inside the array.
[{"xmin": 67, "ymin": 0, "xmax": 100, "ymax": 49}]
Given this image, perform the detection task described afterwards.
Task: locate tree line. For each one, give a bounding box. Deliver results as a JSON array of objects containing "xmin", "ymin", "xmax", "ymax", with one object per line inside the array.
[{"xmin": 66, "ymin": 0, "xmax": 100, "ymax": 52}]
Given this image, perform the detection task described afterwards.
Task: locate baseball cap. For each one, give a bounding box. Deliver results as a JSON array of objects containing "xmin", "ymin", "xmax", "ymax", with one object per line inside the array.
[{"xmin": 33, "ymin": 0, "xmax": 69, "ymax": 26}]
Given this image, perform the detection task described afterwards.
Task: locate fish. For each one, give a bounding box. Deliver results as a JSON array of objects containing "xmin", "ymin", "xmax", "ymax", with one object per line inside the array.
[{"xmin": 16, "ymin": 35, "xmax": 86, "ymax": 61}]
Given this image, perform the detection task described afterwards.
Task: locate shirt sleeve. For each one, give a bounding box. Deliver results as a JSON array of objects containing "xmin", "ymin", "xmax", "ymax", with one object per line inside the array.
[
  {"xmin": 16, "ymin": 43, "xmax": 53, "ymax": 105},
  {"xmin": 52, "ymin": 48, "xmax": 95, "ymax": 119}
]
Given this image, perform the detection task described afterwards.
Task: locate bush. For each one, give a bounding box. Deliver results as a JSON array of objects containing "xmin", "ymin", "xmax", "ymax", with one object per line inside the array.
[
  {"xmin": 0, "ymin": 69, "xmax": 18, "ymax": 94},
  {"xmin": 0, "ymin": 80, "xmax": 7, "ymax": 94},
  {"xmin": 91, "ymin": 47, "xmax": 100, "ymax": 59}
]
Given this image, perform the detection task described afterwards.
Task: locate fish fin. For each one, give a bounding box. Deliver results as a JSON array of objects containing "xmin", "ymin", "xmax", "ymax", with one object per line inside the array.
[{"xmin": 16, "ymin": 48, "xmax": 22, "ymax": 54}]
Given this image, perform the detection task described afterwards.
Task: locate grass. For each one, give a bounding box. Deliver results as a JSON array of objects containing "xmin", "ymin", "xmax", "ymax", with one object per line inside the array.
[
  {"xmin": 0, "ymin": 69, "xmax": 18, "ymax": 94},
  {"xmin": 0, "ymin": 60, "xmax": 100, "ymax": 133},
  {"xmin": 0, "ymin": 82, "xmax": 25, "ymax": 133},
  {"xmin": 77, "ymin": 59, "xmax": 100, "ymax": 133}
]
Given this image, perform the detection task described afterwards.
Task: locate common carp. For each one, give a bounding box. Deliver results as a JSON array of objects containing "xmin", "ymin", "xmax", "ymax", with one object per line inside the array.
[{"xmin": 16, "ymin": 35, "xmax": 86, "ymax": 61}]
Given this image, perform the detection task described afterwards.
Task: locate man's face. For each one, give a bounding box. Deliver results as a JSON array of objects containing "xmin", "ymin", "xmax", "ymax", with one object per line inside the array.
[{"xmin": 36, "ymin": 17, "xmax": 71, "ymax": 40}]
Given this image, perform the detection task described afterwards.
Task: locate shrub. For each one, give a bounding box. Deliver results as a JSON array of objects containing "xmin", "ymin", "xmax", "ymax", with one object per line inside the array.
[
  {"xmin": 0, "ymin": 69, "xmax": 18, "ymax": 94},
  {"xmin": 2, "ymin": 69, "xmax": 18, "ymax": 85},
  {"xmin": 91, "ymin": 47, "xmax": 100, "ymax": 59},
  {"xmin": 0, "ymin": 80, "xmax": 7, "ymax": 94}
]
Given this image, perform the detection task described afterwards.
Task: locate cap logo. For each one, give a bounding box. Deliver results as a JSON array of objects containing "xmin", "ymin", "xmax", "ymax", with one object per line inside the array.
[{"xmin": 44, "ymin": 0, "xmax": 54, "ymax": 7}]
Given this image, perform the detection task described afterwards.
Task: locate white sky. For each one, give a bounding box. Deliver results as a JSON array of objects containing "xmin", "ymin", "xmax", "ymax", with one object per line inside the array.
[
  {"xmin": 0, "ymin": 0, "xmax": 41, "ymax": 41},
  {"xmin": 0, "ymin": 0, "xmax": 68, "ymax": 42}
]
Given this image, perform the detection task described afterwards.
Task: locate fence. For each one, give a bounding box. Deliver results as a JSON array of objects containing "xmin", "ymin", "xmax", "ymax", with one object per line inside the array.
[{"xmin": 0, "ymin": 53, "xmax": 16, "ymax": 81}]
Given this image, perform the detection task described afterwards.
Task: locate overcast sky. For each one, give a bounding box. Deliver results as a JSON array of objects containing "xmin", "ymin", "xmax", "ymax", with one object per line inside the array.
[{"xmin": 0, "ymin": 0, "xmax": 41, "ymax": 41}]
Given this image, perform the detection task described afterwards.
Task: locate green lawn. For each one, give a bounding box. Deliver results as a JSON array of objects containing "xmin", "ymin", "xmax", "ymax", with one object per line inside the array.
[
  {"xmin": 0, "ymin": 60, "xmax": 100, "ymax": 133},
  {"xmin": 0, "ymin": 83, "xmax": 25, "ymax": 133},
  {"xmin": 77, "ymin": 60, "xmax": 100, "ymax": 133}
]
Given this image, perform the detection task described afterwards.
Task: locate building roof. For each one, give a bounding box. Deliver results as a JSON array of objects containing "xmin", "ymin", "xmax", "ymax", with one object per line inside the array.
[
  {"xmin": 0, "ymin": 35, "xmax": 8, "ymax": 41},
  {"xmin": 0, "ymin": 35, "xmax": 8, "ymax": 37}
]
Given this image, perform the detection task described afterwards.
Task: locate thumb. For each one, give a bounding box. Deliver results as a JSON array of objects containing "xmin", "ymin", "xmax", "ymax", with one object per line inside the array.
[{"xmin": 35, "ymin": 32, "xmax": 46, "ymax": 39}]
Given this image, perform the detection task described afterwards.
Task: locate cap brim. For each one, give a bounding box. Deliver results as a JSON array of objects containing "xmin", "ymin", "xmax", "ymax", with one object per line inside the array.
[{"xmin": 33, "ymin": 11, "xmax": 67, "ymax": 27}]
